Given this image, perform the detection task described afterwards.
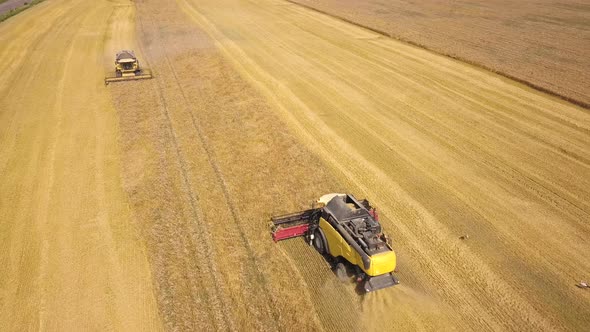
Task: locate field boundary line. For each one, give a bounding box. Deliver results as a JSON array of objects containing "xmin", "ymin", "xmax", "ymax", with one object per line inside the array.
[
  {"xmin": 284, "ymin": 0, "xmax": 590, "ymax": 110},
  {"xmin": 0, "ymin": 0, "xmax": 46, "ymax": 23}
]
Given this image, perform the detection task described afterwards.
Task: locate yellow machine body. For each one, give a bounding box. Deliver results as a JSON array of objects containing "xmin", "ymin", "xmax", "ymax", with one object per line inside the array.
[
  {"xmin": 271, "ymin": 193, "xmax": 400, "ymax": 292},
  {"xmin": 105, "ymin": 50, "xmax": 153, "ymax": 85},
  {"xmin": 319, "ymin": 217, "xmax": 396, "ymax": 276}
]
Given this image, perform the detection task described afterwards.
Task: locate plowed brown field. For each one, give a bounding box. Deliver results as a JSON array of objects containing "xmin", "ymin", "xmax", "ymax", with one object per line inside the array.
[
  {"xmin": 290, "ymin": 0, "xmax": 590, "ymax": 108},
  {"xmin": 1, "ymin": 0, "xmax": 589, "ymax": 331}
]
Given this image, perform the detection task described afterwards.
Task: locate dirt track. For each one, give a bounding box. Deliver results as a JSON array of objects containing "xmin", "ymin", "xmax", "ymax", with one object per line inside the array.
[{"xmin": 1, "ymin": 0, "xmax": 589, "ymax": 331}]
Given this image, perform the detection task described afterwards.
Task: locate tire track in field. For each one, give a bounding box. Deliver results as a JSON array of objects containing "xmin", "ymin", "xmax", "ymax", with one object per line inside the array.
[
  {"xmin": 136, "ymin": 4, "xmax": 282, "ymax": 328},
  {"xmin": 132, "ymin": 0, "xmax": 296, "ymax": 329},
  {"xmin": 134, "ymin": 10, "xmax": 234, "ymax": 332},
  {"xmin": 161, "ymin": 41, "xmax": 284, "ymax": 330},
  {"xmin": 118, "ymin": 1, "xmax": 355, "ymax": 330}
]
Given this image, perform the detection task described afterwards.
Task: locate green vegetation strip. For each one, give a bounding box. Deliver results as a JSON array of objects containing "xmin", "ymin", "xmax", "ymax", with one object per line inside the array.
[{"xmin": 1, "ymin": 0, "xmax": 45, "ymax": 23}]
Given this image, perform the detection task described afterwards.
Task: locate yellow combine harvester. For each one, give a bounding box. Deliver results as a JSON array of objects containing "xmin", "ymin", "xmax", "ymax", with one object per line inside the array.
[
  {"xmin": 271, "ymin": 193, "xmax": 399, "ymax": 293},
  {"xmin": 105, "ymin": 50, "xmax": 152, "ymax": 85}
]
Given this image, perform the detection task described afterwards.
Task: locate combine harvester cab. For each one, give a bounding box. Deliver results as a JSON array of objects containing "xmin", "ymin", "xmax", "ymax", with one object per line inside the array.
[
  {"xmin": 271, "ymin": 193, "xmax": 399, "ymax": 293},
  {"xmin": 105, "ymin": 50, "xmax": 153, "ymax": 85}
]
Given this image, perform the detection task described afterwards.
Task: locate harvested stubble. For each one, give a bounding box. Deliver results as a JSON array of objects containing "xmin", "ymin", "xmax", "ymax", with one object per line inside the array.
[
  {"xmin": 112, "ymin": 0, "xmax": 355, "ymax": 329},
  {"xmin": 179, "ymin": 0, "xmax": 590, "ymax": 330},
  {"xmin": 2, "ymin": 0, "xmax": 589, "ymax": 330},
  {"xmin": 289, "ymin": 0, "xmax": 590, "ymax": 108}
]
